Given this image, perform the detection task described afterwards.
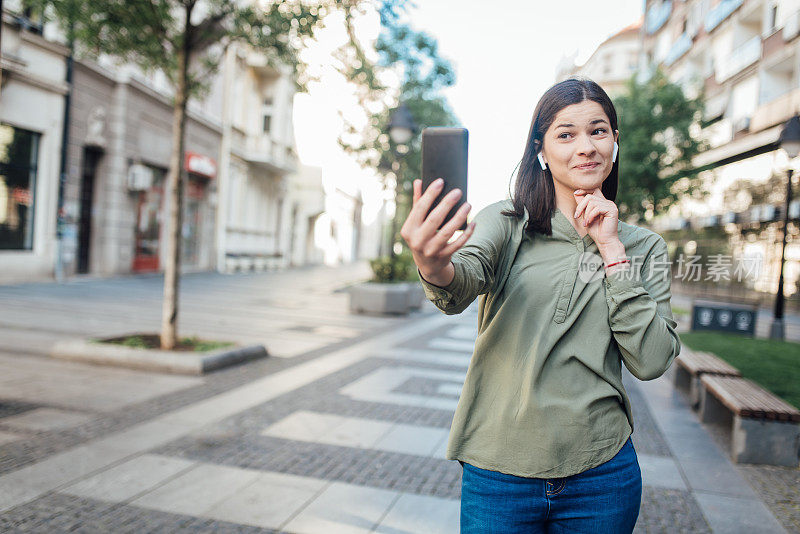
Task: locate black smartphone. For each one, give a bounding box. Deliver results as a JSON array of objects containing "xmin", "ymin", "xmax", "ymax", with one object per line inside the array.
[{"xmin": 421, "ymin": 127, "xmax": 469, "ymax": 231}]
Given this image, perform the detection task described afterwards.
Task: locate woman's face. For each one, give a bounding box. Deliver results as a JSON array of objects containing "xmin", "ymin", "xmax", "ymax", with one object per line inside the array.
[{"xmin": 539, "ymin": 100, "xmax": 619, "ymax": 196}]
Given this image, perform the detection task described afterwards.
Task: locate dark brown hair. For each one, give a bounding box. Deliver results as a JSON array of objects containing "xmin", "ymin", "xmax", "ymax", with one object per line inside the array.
[{"xmin": 501, "ymin": 77, "xmax": 619, "ymax": 237}]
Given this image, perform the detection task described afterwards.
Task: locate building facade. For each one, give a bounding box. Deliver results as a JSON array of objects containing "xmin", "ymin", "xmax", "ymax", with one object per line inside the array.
[
  {"xmin": 214, "ymin": 45, "xmax": 324, "ymax": 273},
  {"xmin": 1, "ymin": 3, "xmax": 386, "ymax": 284},
  {"xmin": 556, "ymin": 20, "xmax": 643, "ymax": 97},
  {"xmin": 60, "ymin": 60, "xmax": 222, "ymax": 278},
  {"xmin": 642, "ymin": 0, "xmax": 800, "ymax": 300},
  {"xmin": 0, "ymin": 12, "xmax": 68, "ymax": 284}
]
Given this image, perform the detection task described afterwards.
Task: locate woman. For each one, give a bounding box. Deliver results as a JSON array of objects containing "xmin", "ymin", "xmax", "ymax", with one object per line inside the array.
[{"xmin": 400, "ymin": 77, "xmax": 681, "ymax": 533}]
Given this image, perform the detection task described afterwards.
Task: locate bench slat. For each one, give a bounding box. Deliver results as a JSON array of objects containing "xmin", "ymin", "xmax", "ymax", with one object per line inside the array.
[
  {"xmin": 676, "ymin": 349, "xmax": 741, "ymax": 376},
  {"xmin": 700, "ymin": 375, "xmax": 800, "ymax": 422}
]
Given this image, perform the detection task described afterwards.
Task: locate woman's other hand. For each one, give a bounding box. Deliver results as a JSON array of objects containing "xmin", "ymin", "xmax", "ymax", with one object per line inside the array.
[
  {"xmin": 400, "ymin": 178, "xmax": 475, "ymax": 287},
  {"xmin": 573, "ymin": 187, "xmax": 628, "ymax": 270},
  {"xmin": 573, "ymin": 187, "xmax": 620, "ymax": 248}
]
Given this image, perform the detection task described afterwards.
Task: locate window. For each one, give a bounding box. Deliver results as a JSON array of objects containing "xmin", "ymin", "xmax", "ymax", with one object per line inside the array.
[
  {"xmin": 0, "ymin": 124, "xmax": 40, "ymax": 250},
  {"xmin": 769, "ymin": 4, "xmax": 778, "ymax": 32},
  {"xmin": 262, "ymin": 95, "xmax": 274, "ymax": 134}
]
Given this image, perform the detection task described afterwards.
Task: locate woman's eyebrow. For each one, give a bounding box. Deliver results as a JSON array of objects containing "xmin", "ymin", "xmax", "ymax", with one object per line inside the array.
[{"xmin": 555, "ymin": 119, "xmax": 609, "ymax": 129}]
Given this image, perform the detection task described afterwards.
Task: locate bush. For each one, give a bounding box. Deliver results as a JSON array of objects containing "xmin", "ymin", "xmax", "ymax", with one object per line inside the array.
[{"xmin": 369, "ymin": 252, "xmax": 420, "ymax": 283}]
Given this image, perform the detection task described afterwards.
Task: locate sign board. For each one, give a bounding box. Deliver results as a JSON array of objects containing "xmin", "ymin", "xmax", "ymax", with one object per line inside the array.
[
  {"xmin": 691, "ymin": 299, "xmax": 756, "ymax": 336},
  {"xmin": 184, "ymin": 151, "xmax": 217, "ymax": 179}
]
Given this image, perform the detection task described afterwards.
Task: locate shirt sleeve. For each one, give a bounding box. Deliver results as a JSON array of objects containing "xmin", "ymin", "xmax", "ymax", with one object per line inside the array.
[
  {"xmin": 604, "ymin": 235, "xmax": 682, "ymax": 380},
  {"xmin": 418, "ymin": 204, "xmax": 508, "ymax": 315}
]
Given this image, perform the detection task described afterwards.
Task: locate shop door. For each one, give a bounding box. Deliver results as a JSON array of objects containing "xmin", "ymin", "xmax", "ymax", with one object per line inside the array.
[
  {"xmin": 132, "ymin": 170, "xmax": 164, "ymax": 272},
  {"xmin": 77, "ymin": 147, "xmax": 102, "ymax": 274},
  {"xmin": 181, "ymin": 176, "xmax": 205, "ymax": 266}
]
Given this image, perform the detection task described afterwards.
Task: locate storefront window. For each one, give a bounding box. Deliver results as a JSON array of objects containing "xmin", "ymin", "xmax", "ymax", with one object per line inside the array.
[
  {"xmin": 182, "ymin": 175, "xmax": 206, "ymax": 266},
  {"xmin": 133, "ymin": 166, "xmax": 165, "ymax": 272},
  {"xmin": 0, "ymin": 124, "xmax": 40, "ymax": 250}
]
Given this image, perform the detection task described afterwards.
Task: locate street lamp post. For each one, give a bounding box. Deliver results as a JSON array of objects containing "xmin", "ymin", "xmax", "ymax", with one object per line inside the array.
[
  {"xmin": 770, "ymin": 115, "xmax": 800, "ymax": 340},
  {"xmin": 384, "ymin": 104, "xmax": 418, "ymax": 260}
]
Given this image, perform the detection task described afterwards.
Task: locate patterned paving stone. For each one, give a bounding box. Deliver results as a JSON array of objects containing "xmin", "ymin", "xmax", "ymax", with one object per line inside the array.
[
  {"xmin": 634, "ymin": 487, "xmax": 712, "ymax": 533},
  {"xmin": 261, "ymin": 411, "xmax": 447, "ymax": 457},
  {"xmin": 0, "ymin": 321, "xmax": 422, "ymax": 477},
  {"xmin": 0, "ymin": 493, "xmax": 275, "ymax": 533},
  {"xmin": 391, "ymin": 376, "xmax": 462, "ymax": 398},
  {"xmin": 625, "ymin": 372, "xmax": 673, "ymax": 458},
  {"xmin": 703, "ymin": 418, "xmax": 800, "ymax": 533},
  {"xmin": 155, "ymin": 435, "xmax": 463, "ymax": 499}
]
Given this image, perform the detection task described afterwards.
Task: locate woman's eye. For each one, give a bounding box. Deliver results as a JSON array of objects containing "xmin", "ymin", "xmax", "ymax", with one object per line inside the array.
[
  {"xmin": 593, "ymin": 128, "xmax": 608, "ymax": 135},
  {"xmin": 558, "ymin": 132, "xmax": 572, "ymax": 139}
]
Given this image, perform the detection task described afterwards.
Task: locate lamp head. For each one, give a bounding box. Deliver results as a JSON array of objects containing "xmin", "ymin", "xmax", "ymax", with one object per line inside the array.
[{"xmin": 779, "ymin": 115, "xmax": 800, "ymax": 159}]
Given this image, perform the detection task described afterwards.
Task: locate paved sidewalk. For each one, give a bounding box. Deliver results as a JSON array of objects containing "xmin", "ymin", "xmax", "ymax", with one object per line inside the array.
[{"xmin": 0, "ymin": 264, "xmax": 796, "ymax": 532}]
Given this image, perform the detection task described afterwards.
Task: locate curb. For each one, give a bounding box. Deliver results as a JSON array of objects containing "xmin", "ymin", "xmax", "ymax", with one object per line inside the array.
[{"xmin": 50, "ymin": 339, "xmax": 269, "ymax": 375}]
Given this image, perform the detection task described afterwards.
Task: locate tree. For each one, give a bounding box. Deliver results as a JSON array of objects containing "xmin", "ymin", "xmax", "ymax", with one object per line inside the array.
[
  {"xmin": 613, "ymin": 67, "xmax": 708, "ymax": 222},
  {"xmin": 41, "ymin": 0, "xmax": 400, "ymax": 349},
  {"xmin": 339, "ymin": 19, "xmax": 459, "ymax": 257}
]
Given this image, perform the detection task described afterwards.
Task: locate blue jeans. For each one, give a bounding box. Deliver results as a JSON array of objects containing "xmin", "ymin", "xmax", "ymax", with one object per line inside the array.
[{"xmin": 459, "ymin": 437, "xmax": 642, "ymax": 533}]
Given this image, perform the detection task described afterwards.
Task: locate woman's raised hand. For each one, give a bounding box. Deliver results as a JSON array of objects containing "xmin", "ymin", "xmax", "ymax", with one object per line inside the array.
[{"xmin": 400, "ymin": 178, "xmax": 476, "ymax": 286}]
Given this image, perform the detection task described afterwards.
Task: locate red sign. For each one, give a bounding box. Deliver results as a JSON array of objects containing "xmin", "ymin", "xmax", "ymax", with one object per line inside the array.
[
  {"xmin": 12, "ymin": 187, "xmax": 32, "ymax": 206},
  {"xmin": 184, "ymin": 151, "xmax": 217, "ymax": 179}
]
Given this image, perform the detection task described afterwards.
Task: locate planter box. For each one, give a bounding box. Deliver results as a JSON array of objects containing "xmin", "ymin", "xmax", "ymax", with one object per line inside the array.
[
  {"xmin": 51, "ymin": 338, "xmax": 268, "ymax": 375},
  {"xmin": 407, "ymin": 283, "xmax": 425, "ymax": 310},
  {"xmin": 349, "ymin": 281, "xmax": 423, "ymax": 315}
]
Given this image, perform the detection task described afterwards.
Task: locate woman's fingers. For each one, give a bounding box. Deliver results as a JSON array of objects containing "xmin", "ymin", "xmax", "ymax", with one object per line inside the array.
[
  {"xmin": 441, "ymin": 221, "xmax": 476, "ymax": 257},
  {"xmin": 574, "ymin": 193, "xmax": 593, "ymax": 219},
  {"xmin": 584, "ymin": 204, "xmax": 600, "ymax": 226},
  {"xmin": 422, "ymin": 187, "xmax": 463, "ymax": 236},
  {"xmin": 412, "ymin": 179, "xmax": 421, "ymax": 205},
  {"xmin": 408, "ymin": 179, "xmax": 445, "ymax": 228},
  {"xmin": 428, "ymin": 201, "xmax": 471, "ymax": 250}
]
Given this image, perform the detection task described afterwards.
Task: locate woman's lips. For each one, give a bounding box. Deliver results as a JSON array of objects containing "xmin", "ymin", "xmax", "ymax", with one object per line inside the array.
[{"xmin": 575, "ymin": 162, "xmax": 599, "ymax": 169}]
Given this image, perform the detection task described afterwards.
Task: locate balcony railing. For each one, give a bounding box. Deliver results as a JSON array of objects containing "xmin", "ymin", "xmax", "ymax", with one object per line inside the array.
[
  {"xmin": 646, "ymin": 0, "xmax": 672, "ymax": 34},
  {"xmin": 664, "ymin": 32, "xmax": 693, "ymax": 66},
  {"xmin": 705, "ymin": 0, "xmax": 744, "ymax": 33},
  {"xmin": 783, "ymin": 10, "xmax": 800, "ymax": 41},
  {"xmin": 715, "ymin": 36, "xmax": 761, "ymax": 82},
  {"xmin": 751, "ymin": 87, "xmax": 800, "ymax": 131}
]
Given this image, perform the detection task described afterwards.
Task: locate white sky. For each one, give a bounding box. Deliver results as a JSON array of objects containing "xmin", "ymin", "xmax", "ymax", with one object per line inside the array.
[{"xmin": 294, "ymin": 1, "xmax": 646, "ymax": 220}]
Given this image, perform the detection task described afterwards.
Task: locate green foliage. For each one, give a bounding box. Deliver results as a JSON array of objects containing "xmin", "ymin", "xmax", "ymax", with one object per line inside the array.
[
  {"xmin": 338, "ymin": 16, "xmax": 459, "ymax": 255},
  {"xmin": 119, "ymin": 335, "xmax": 149, "ymax": 349},
  {"xmin": 36, "ymin": 0, "xmax": 327, "ymax": 96},
  {"xmin": 369, "ymin": 250, "xmax": 418, "ymax": 282},
  {"xmin": 613, "ymin": 67, "xmax": 708, "ymax": 221},
  {"xmin": 182, "ymin": 336, "xmax": 235, "ymax": 352},
  {"xmin": 100, "ymin": 334, "xmax": 234, "ymax": 351}
]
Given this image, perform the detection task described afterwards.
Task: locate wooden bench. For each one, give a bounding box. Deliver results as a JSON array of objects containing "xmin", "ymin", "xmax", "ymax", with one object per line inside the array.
[
  {"xmin": 673, "ymin": 348, "xmax": 741, "ymax": 409},
  {"xmin": 698, "ymin": 374, "xmax": 800, "ymax": 467}
]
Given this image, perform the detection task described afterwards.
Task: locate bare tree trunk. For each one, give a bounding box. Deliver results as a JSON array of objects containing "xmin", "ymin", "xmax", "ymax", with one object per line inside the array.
[{"xmin": 161, "ymin": 7, "xmax": 193, "ymax": 350}]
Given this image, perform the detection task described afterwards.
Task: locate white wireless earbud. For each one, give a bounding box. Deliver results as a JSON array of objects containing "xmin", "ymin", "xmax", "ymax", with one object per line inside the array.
[
  {"xmin": 537, "ymin": 152, "xmax": 547, "ymax": 170},
  {"xmin": 611, "ymin": 141, "xmax": 618, "ymax": 163}
]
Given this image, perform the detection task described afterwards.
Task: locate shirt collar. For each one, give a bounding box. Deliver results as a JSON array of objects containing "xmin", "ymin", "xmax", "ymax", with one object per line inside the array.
[{"xmin": 522, "ymin": 204, "xmax": 594, "ymax": 246}]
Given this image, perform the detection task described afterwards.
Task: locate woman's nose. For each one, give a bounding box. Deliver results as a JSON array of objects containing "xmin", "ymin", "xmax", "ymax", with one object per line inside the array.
[{"xmin": 576, "ymin": 135, "xmax": 596, "ymax": 155}]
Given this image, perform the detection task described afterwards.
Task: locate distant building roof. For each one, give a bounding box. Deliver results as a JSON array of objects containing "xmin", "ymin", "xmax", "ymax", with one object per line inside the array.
[{"xmin": 607, "ymin": 18, "xmax": 643, "ymax": 41}]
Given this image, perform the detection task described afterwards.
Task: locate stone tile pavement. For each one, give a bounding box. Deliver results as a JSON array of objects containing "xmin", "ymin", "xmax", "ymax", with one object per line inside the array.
[{"xmin": 0, "ymin": 263, "xmax": 796, "ymax": 532}]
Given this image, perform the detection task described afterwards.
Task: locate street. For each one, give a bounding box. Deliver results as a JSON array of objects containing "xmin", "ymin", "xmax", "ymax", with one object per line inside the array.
[{"xmin": 0, "ymin": 263, "xmax": 796, "ymax": 532}]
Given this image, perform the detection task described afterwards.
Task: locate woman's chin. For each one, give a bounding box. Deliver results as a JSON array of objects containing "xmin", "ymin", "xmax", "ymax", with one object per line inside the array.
[{"xmin": 573, "ymin": 179, "xmax": 604, "ymax": 191}]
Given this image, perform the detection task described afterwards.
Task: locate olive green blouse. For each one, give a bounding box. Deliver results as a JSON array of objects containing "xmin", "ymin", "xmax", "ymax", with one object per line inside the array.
[{"xmin": 418, "ymin": 199, "xmax": 681, "ymax": 478}]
